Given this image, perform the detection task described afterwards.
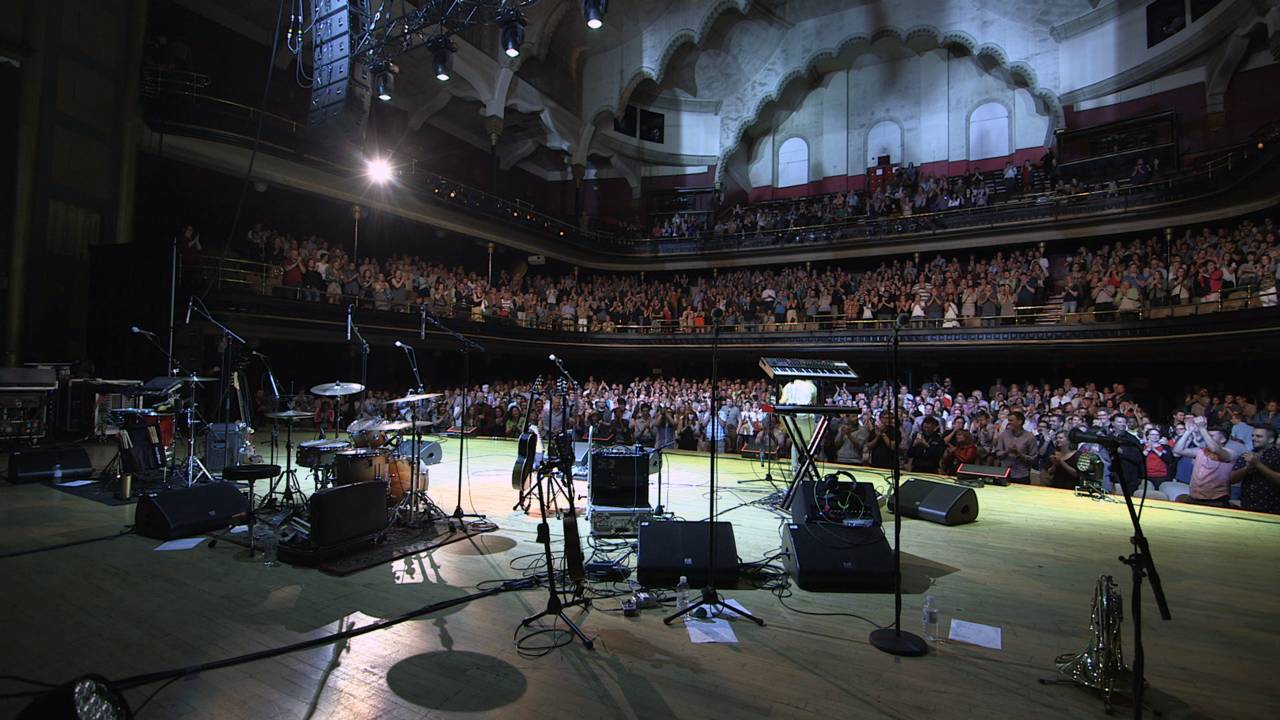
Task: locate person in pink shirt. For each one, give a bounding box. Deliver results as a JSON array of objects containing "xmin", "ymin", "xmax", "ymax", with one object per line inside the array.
[{"xmin": 1173, "ymin": 416, "xmax": 1237, "ymax": 506}]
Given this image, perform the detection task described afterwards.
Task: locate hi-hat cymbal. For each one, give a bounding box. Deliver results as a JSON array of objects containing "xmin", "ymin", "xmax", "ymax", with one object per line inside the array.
[
  {"xmin": 265, "ymin": 410, "xmax": 312, "ymax": 420},
  {"xmin": 311, "ymin": 381, "xmax": 365, "ymax": 397},
  {"xmin": 386, "ymin": 392, "xmax": 443, "ymax": 404}
]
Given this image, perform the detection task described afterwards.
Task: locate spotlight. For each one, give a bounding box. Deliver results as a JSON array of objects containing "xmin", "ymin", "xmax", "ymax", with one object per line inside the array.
[
  {"xmin": 583, "ymin": 0, "xmax": 607, "ymax": 29},
  {"xmin": 19, "ymin": 675, "xmax": 131, "ymax": 719},
  {"xmin": 497, "ymin": 8, "xmax": 526, "ymax": 58},
  {"xmin": 366, "ymin": 157, "xmax": 393, "ymax": 183},
  {"xmin": 427, "ymin": 35, "xmax": 455, "ymax": 82},
  {"xmin": 375, "ymin": 72, "xmax": 393, "ymax": 102}
]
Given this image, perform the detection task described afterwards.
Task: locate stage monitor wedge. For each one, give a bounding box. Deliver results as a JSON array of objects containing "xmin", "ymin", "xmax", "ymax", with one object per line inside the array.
[{"xmin": 889, "ymin": 478, "xmax": 979, "ymax": 526}]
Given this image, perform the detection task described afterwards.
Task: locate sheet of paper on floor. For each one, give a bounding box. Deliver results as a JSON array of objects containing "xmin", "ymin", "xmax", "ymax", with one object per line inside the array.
[{"xmin": 948, "ymin": 619, "xmax": 1002, "ymax": 650}]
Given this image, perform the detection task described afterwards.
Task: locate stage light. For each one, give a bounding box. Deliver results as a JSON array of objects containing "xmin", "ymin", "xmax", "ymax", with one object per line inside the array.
[
  {"xmin": 498, "ymin": 8, "xmax": 526, "ymax": 58},
  {"xmin": 583, "ymin": 0, "xmax": 607, "ymax": 29},
  {"xmin": 375, "ymin": 71, "xmax": 393, "ymax": 102},
  {"xmin": 367, "ymin": 157, "xmax": 393, "ymax": 183},
  {"xmin": 427, "ymin": 35, "xmax": 455, "ymax": 82},
  {"xmin": 20, "ymin": 675, "xmax": 131, "ymax": 719}
]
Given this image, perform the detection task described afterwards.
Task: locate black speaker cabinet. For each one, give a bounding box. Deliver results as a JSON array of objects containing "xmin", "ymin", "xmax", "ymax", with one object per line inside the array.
[
  {"xmin": 309, "ymin": 480, "xmax": 388, "ymax": 549},
  {"xmin": 307, "ymin": 0, "xmax": 373, "ymax": 151},
  {"xmin": 781, "ymin": 522, "xmax": 894, "ymax": 592},
  {"xmin": 636, "ymin": 521, "xmax": 738, "ymax": 587},
  {"xmin": 134, "ymin": 482, "xmax": 248, "ymax": 539},
  {"xmin": 7, "ymin": 446, "xmax": 94, "ymax": 483},
  {"xmin": 889, "ymin": 478, "xmax": 979, "ymax": 526}
]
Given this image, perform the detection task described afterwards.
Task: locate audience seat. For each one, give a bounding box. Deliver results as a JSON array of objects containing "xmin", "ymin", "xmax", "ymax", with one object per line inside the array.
[{"xmin": 1159, "ymin": 481, "xmax": 1191, "ymax": 502}]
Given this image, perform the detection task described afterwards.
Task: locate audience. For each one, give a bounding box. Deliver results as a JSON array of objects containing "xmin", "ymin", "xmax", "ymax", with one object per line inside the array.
[{"xmin": 197, "ymin": 216, "xmax": 1276, "ymax": 335}]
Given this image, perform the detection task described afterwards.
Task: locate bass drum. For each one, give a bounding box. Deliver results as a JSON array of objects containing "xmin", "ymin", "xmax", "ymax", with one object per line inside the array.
[{"xmin": 334, "ymin": 448, "xmax": 390, "ymax": 486}]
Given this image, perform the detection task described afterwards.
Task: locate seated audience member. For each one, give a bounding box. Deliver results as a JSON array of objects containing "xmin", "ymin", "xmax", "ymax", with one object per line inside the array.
[
  {"xmin": 1173, "ymin": 417, "xmax": 1237, "ymax": 506},
  {"xmin": 1230, "ymin": 426, "xmax": 1280, "ymax": 514}
]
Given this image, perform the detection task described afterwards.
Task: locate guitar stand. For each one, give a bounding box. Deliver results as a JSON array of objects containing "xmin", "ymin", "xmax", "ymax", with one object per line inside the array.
[{"xmin": 521, "ymin": 462, "xmax": 592, "ymax": 650}]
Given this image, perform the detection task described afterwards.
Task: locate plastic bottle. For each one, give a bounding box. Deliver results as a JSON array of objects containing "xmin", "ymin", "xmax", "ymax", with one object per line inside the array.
[
  {"xmin": 52, "ymin": 464, "xmax": 63, "ymax": 482},
  {"xmin": 922, "ymin": 595, "xmax": 939, "ymax": 642},
  {"xmin": 675, "ymin": 575, "xmax": 690, "ymax": 617}
]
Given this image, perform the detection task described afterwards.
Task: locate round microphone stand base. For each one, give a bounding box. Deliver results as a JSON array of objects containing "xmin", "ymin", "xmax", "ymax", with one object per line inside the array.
[{"xmin": 869, "ymin": 628, "xmax": 929, "ymax": 657}]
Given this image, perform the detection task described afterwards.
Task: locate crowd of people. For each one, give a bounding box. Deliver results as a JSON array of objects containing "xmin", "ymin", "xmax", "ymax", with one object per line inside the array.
[
  {"xmin": 272, "ymin": 374, "xmax": 1277, "ymax": 515},
  {"xmin": 192, "ymin": 214, "xmax": 1276, "ymax": 332}
]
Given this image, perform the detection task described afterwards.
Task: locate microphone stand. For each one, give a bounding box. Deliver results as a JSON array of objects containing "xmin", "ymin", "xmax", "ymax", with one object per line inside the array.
[
  {"xmin": 349, "ymin": 315, "xmax": 370, "ymax": 421},
  {"xmin": 665, "ymin": 315, "xmax": 764, "ymax": 627},
  {"xmin": 870, "ymin": 314, "xmax": 928, "ymax": 656},
  {"xmin": 190, "ymin": 297, "xmax": 247, "ymax": 478},
  {"xmin": 134, "ymin": 328, "xmax": 176, "ymax": 377},
  {"xmin": 421, "ymin": 307, "xmax": 485, "ymax": 527}
]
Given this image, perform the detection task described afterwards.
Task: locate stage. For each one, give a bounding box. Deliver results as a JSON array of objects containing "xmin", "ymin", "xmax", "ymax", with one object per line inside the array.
[{"xmin": 1, "ymin": 437, "xmax": 1276, "ymax": 719}]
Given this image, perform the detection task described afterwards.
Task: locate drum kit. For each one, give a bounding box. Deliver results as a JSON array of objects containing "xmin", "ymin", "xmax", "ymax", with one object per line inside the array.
[{"xmin": 272, "ymin": 382, "xmax": 446, "ymax": 525}]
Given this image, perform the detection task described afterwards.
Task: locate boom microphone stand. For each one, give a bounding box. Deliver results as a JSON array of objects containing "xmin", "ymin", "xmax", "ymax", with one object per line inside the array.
[
  {"xmin": 1067, "ymin": 427, "xmax": 1170, "ymax": 719},
  {"xmin": 189, "ymin": 296, "xmax": 247, "ymax": 477},
  {"xmin": 665, "ymin": 309, "xmax": 764, "ymax": 627},
  {"xmin": 421, "ymin": 307, "xmax": 486, "ymax": 527},
  {"xmin": 870, "ymin": 313, "xmax": 928, "ymax": 656}
]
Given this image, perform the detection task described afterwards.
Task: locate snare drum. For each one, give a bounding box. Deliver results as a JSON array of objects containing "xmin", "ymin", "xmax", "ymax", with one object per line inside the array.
[
  {"xmin": 334, "ymin": 448, "xmax": 391, "ymax": 485},
  {"xmin": 298, "ymin": 439, "xmax": 350, "ymax": 468}
]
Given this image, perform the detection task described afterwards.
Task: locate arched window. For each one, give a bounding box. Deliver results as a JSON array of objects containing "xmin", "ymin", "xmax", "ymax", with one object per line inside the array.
[
  {"xmin": 968, "ymin": 102, "xmax": 1011, "ymax": 160},
  {"xmin": 866, "ymin": 121, "xmax": 902, "ymax": 167},
  {"xmin": 777, "ymin": 137, "xmax": 809, "ymax": 187}
]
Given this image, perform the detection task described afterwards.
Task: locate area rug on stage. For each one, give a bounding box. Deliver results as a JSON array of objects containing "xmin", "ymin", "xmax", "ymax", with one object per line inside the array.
[
  {"xmin": 210, "ymin": 519, "xmax": 499, "ymax": 576},
  {"xmin": 44, "ymin": 478, "xmax": 141, "ymax": 507}
]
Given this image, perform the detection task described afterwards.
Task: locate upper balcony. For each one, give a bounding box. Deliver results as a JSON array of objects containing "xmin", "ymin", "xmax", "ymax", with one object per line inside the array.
[{"xmin": 141, "ymin": 73, "xmax": 1280, "ymax": 271}]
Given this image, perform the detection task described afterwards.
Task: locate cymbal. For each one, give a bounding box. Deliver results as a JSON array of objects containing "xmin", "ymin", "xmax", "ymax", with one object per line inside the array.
[
  {"xmin": 386, "ymin": 392, "xmax": 443, "ymax": 404},
  {"xmin": 176, "ymin": 375, "xmax": 218, "ymax": 383},
  {"xmin": 311, "ymin": 381, "xmax": 365, "ymax": 397},
  {"xmin": 370, "ymin": 420, "xmax": 413, "ymax": 432},
  {"xmin": 265, "ymin": 410, "xmax": 311, "ymax": 420}
]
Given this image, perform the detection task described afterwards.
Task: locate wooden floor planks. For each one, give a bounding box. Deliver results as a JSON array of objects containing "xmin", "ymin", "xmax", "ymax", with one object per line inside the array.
[{"xmin": 1, "ymin": 438, "xmax": 1277, "ymax": 719}]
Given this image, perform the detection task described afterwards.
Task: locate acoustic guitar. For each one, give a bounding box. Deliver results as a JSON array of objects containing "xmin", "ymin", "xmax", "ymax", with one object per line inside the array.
[{"xmin": 511, "ymin": 375, "xmax": 545, "ymax": 490}]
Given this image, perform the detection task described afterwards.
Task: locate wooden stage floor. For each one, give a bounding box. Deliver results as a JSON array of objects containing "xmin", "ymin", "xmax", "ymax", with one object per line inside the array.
[{"xmin": 1, "ymin": 437, "xmax": 1277, "ymax": 719}]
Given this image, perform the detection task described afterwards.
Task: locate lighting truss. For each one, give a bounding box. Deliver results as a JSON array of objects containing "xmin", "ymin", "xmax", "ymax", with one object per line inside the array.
[{"xmin": 354, "ymin": 0, "xmax": 541, "ymax": 71}]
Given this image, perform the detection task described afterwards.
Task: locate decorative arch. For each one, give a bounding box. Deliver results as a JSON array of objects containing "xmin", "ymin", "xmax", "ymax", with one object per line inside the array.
[
  {"xmin": 865, "ymin": 121, "xmax": 902, "ymax": 167},
  {"xmin": 714, "ymin": 26, "xmax": 1065, "ymax": 182},
  {"xmin": 776, "ymin": 136, "xmax": 809, "ymax": 187},
  {"xmin": 967, "ymin": 100, "xmax": 1012, "ymax": 160}
]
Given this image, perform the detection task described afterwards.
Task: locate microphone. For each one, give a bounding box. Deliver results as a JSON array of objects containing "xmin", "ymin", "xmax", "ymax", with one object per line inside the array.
[
  {"xmin": 394, "ymin": 340, "xmax": 409, "ymax": 350},
  {"xmin": 250, "ymin": 349, "xmax": 269, "ymax": 359},
  {"xmin": 548, "ymin": 353, "xmax": 558, "ymax": 362},
  {"xmin": 185, "ymin": 297, "xmax": 194, "ymax": 325},
  {"xmin": 346, "ymin": 304, "xmax": 353, "ymax": 341},
  {"xmin": 130, "ymin": 326, "xmax": 155, "ymax": 337}
]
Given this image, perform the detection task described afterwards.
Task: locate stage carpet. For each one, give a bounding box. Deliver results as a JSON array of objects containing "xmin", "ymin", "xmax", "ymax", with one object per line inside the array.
[{"xmin": 1, "ymin": 438, "xmax": 1276, "ymax": 719}]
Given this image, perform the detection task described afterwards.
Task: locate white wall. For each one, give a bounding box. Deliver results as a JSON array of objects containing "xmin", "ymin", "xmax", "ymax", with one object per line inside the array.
[{"xmin": 743, "ymin": 45, "xmax": 1053, "ymax": 188}]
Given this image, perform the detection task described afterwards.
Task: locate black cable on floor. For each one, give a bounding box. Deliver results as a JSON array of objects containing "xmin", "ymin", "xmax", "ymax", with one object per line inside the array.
[{"xmin": 0, "ymin": 526, "xmax": 135, "ymax": 560}]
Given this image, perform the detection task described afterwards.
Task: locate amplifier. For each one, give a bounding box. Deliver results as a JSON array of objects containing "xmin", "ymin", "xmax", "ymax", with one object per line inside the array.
[
  {"xmin": 0, "ymin": 393, "xmax": 50, "ymax": 440},
  {"xmin": 205, "ymin": 422, "xmax": 250, "ymax": 473},
  {"xmin": 587, "ymin": 504, "xmax": 653, "ymax": 538},
  {"xmin": 590, "ymin": 449, "xmax": 652, "ymax": 508}
]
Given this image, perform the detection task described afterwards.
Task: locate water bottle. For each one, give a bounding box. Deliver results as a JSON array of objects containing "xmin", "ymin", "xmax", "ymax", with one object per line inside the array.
[
  {"xmin": 922, "ymin": 595, "xmax": 939, "ymax": 642},
  {"xmin": 53, "ymin": 464, "xmax": 63, "ymax": 482},
  {"xmin": 675, "ymin": 575, "xmax": 690, "ymax": 617}
]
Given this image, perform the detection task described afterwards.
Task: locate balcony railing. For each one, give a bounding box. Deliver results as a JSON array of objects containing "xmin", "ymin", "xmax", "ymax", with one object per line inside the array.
[{"xmin": 182, "ymin": 255, "xmax": 1277, "ymax": 336}]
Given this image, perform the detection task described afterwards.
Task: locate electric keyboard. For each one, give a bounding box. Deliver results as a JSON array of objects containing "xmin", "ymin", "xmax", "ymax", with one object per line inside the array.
[
  {"xmin": 759, "ymin": 357, "xmax": 859, "ymax": 382},
  {"xmin": 761, "ymin": 404, "xmax": 861, "ymax": 416}
]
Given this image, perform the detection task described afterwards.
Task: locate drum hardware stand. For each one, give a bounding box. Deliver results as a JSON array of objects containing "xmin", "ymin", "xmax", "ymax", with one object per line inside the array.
[
  {"xmin": 393, "ymin": 340, "xmax": 447, "ymax": 528},
  {"xmin": 421, "ymin": 307, "xmax": 487, "ymax": 528},
  {"xmin": 665, "ymin": 312, "xmax": 764, "ymax": 627},
  {"xmin": 173, "ymin": 377, "xmax": 214, "ymax": 487},
  {"xmin": 262, "ymin": 415, "xmax": 307, "ymax": 509}
]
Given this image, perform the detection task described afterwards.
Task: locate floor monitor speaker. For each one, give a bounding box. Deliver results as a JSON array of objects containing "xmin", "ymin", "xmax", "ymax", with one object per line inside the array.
[
  {"xmin": 889, "ymin": 478, "xmax": 979, "ymax": 526},
  {"xmin": 134, "ymin": 482, "xmax": 248, "ymax": 539},
  {"xmin": 636, "ymin": 521, "xmax": 738, "ymax": 588}
]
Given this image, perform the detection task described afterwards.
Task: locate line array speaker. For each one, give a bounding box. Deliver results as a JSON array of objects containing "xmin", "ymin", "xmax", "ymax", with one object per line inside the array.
[{"xmin": 307, "ymin": 0, "xmax": 373, "ymax": 152}]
